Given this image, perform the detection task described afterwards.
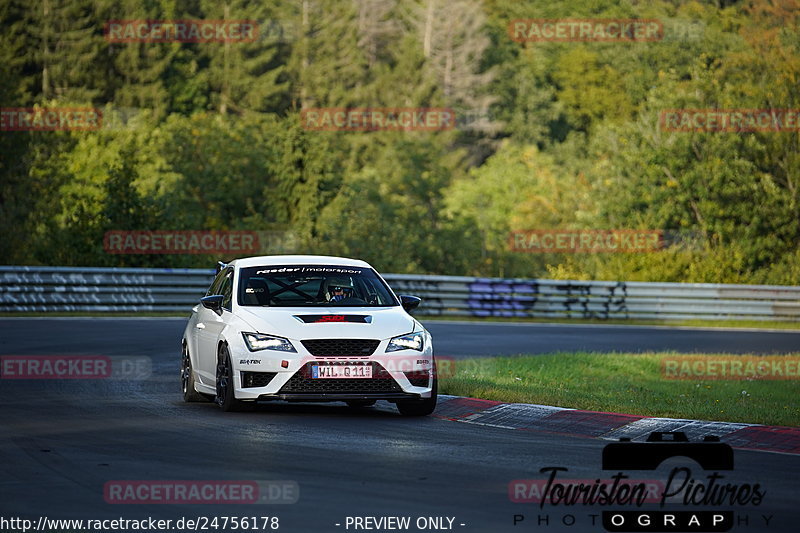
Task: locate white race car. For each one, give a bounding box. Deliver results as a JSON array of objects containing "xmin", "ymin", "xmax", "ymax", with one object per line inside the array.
[{"xmin": 181, "ymin": 255, "xmax": 437, "ymax": 416}]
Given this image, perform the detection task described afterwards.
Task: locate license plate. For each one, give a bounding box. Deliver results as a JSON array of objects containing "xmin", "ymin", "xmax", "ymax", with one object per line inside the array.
[{"xmin": 311, "ymin": 365, "xmax": 372, "ymax": 379}]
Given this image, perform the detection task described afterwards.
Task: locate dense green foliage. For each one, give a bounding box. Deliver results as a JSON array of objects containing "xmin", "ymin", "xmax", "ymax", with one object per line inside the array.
[{"xmin": 1, "ymin": 0, "xmax": 798, "ymax": 282}]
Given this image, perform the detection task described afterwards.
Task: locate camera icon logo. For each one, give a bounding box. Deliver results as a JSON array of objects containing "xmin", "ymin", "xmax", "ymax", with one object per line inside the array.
[{"xmin": 603, "ymin": 431, "xmax": 734, "ymax": 471}]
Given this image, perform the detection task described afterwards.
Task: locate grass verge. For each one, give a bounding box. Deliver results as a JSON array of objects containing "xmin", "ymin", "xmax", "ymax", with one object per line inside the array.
[{"xmin": 438, "ymin": 352, "xmax": 800, "ymax": 427}]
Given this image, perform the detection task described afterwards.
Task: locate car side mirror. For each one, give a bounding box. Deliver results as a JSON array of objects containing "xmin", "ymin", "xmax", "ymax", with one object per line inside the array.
[
  {"xmin": 200, "ymin": 294, "xmax": 224, "ymax": 314},
  {"xmin": 399, "ymin": 295, "xmax": 421, "ymax": 312}
]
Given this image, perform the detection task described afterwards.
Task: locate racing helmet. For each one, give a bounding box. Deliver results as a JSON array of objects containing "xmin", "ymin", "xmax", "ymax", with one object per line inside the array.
[{"xmin": 325, "ymin": 276, "xmax": 355, "ymax": 302}]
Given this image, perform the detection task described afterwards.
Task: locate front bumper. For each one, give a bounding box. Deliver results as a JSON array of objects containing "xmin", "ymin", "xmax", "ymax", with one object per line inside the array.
[
  {"xmin": 228, "ymin": 339, "xmax": 435, "ymax": 401},
  {"xmin": 257, "ymin": 392, "xmax": 422, "ymax": 402}
]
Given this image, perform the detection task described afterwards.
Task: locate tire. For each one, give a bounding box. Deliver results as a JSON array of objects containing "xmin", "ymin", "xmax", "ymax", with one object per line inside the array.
[
  {"xmin": 215, "ymin": 344, "xmax": 245, "ymax": 412},
  {"xmin": 396, "ymin": 377, "xmax": 437, "ymax": 416},
  {"xmin": 346, "ymin": 400, "xmax": 376, "ymax": 408},
  {"xmin": 181, "ymin": 343, "xmax": 206, "ymax": 402}
]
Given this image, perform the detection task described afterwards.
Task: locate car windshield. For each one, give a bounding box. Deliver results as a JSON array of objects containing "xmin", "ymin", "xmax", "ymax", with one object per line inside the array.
[{"xmin": 237, "ymin": 265, "xmax": 399, "ymax": 307}]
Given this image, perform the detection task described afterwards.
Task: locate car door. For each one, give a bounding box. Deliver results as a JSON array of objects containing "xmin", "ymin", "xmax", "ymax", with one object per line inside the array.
[
  {"xmin": 187, "ymin": 268, "xmax": 224, "ymax": 379},
  {"xmin": 196, "ymin": 267, "xmax": 233, "ymax": 383}
]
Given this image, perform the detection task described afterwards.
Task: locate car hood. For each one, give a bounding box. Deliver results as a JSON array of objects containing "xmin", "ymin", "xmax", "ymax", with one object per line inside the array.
[{"xmin": 236, "ymin": 306, "xmax": 418, "ymax": 341}]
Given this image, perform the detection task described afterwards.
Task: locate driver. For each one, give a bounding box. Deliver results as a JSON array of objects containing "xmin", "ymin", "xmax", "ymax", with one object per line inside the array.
[{"xmin": 325, "ymin": 276, "xmax": 355, "ymax": 303}]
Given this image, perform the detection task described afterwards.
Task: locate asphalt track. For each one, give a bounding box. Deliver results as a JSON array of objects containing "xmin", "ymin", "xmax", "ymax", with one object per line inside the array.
[
  {"xmin": 1, "ymin": 318, "xmax": 799, "ymax": 532},
  {"xmin": 1, "ymin": 317, "xmax": 799, "ymax": 357}
]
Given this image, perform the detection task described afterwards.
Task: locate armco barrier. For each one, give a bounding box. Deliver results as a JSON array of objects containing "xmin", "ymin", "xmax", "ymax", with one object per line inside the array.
[{"xmin": 1, "ymin": 266, "xmax": 799, "ymax": 320}]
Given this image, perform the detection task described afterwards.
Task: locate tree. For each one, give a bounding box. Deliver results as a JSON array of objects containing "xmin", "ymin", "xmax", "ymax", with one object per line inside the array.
[
  {"xmin": 411, "ymin": 0, "xmax": 496, "ymax": 132},
  {"xmin": 201, "ymin": 0, "xmax": 289, "ymax": 115},
  {"xmin": 288, "ymin": 0, "xmax": 370, "ymax": 109},
  {"xmin": 27, "ymin": 0, "xmax": 108, "ymax": 103}
]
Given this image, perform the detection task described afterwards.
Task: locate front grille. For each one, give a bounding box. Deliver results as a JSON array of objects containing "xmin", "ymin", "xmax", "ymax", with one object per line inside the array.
[
  {"xmin": 404, "ymin": 370, "xmax": 430, "ymax": 387},
  {"xmin": 279, "ymin": 362, "xmax": 402, "ymax": 394},
  {"xmin": 301, "ymin": 338, "xmax": 380, "ymax": 357},
  {"xmin": 241, "ymin": 371, "xmax": 278, "ymax": 388}
]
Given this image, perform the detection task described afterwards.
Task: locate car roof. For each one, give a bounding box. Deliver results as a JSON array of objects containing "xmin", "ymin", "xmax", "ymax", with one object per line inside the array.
[{"xmin": 231, "ymin": 255, "xmax": 374, "ymax": 270}]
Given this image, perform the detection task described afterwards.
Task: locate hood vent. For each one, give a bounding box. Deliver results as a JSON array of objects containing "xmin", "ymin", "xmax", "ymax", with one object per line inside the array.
[{"xmin": 293, "ymin": 315, "xmax": 372, "ymax": 324}]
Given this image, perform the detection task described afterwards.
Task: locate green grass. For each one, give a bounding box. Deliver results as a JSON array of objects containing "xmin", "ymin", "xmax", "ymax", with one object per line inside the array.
[{"xmin": 438, "ymin": 352, "xmax": 800, "ymax": 427}]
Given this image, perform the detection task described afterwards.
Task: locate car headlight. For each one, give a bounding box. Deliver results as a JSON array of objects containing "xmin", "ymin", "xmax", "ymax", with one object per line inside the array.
[
  {"xmin": 386, "ymin": 331, "xmax": 425, "ymax": 352},
  {"xmin": 242, "ymin": 332, "xmax": 297, "ymax": 352}
]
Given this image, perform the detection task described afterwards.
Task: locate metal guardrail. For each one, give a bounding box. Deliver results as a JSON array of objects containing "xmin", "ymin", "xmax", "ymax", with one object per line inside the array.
[{"xmin": 1, "ymin": 265, "xmax": 799, "ymax": 321}]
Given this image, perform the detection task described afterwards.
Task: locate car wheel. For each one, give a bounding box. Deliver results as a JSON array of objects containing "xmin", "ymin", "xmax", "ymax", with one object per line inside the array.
[
  {"xmin": 181, "ymin": 343, "xmax": 206, "ymax": 402},
  {"xmin": 215, "ymin": 344, "xmax": 245, "ymax": 412},
  {"xmin": 396, "ymin": 377, "xmax": 437, "ymax": 416},
  {"xmin": 346, "ymin": 400, "xmax": 376, "ymax": 408}
]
